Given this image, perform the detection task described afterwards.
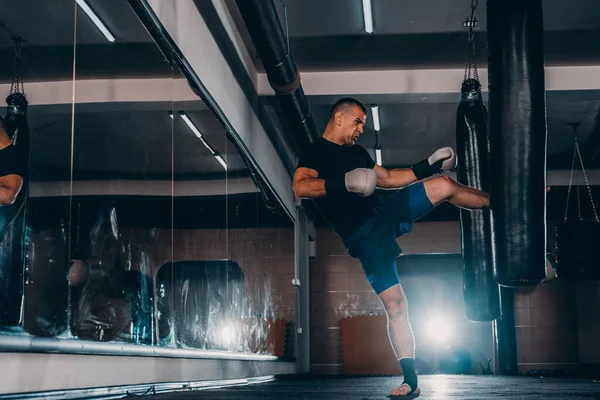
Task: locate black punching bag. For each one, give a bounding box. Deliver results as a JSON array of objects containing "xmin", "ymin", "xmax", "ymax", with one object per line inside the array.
[
  {"xmin": 0, "ymin": 92, "xmax": 30, "ymax": 327},
  {"xmin": 486, "ymin": 0, "xmax": 547, "ymax": 286},
  {"xmin": 5, "ymin": 92, "xmax": 30, "ymax": 157},
  {"xmin": 456, "ymin": 78, "xmax": 500, "ymax": 321},
  {"xmin": 494, "ymin": 287, "xmax": 518, "ymax": 375}
]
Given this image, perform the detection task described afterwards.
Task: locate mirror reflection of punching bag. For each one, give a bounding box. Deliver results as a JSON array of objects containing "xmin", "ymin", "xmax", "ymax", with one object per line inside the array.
[
  {"xmin": 5, "ymin": 92, "xmax": 30, "ymax": 155},
  {"xmin": 0, "ymin": 38, "xmax": 30, "ymax": 243},
  {"xmin": 0, "ymin": 37, "xmax": 31, "ymax": 327},
  {"xmin": 0, "ymin": 92, "xmax": 29, "ymax": 243}
]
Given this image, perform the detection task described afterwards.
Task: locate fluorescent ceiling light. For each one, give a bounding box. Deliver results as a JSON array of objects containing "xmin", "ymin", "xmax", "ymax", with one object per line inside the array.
[
  {"xmin": 177, "ymin": 112, "xmax": 226, "ymax": 171},
  {"xmin": 375, "ymin": 148, "xmax": 382, "ymax": 166},
  {"xmin": 168, "ymin": 111, "xmax": 174, "ymax": 120},
  {"xmin": 179, "ymin": 112, "xmax": 203, "ymax": 139},
  {"xmin": 76, "ymin": 0, "xmax": 116, "ymax": 43},
  {"xmin": 371, "ymin": 105, "xmax": 380, "ymax": 131},
  {"xmin": 179, "ymin": 112, "xmax": 214, "ymax": 153},
  {"xmin": 362, "ymin": 0, "xmax": 373, "ymax": 34},
  {"xmin": 215, "ymin": 155, "xmax": 228, "ymax": 171},
  {"xmin": 199, "ymin": 137, "xmax": 216, "ymax": 155}
]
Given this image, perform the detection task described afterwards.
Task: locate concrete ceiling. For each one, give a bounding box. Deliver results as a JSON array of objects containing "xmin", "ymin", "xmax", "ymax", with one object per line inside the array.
[
  {"xmin": 227, "ymin": 0, "xmax": 600, "ymax": 71},
  {"xmin": 0, "ymin": 0, "xmax": 171, "ymax": 82},
  {"xmin": 228, "ymin": 0, "xmax": 600, "ymax": 173},
  {"xmin": 0, "ymin": 0, "xmax": 154, "ymax": 48},
  {"xmin": 0, "ymin": 0, "xmax": 250, "ymax": 183},
  {"xmin": 28, "ymin": 102, "xmax": 247, "ymax": 182}
]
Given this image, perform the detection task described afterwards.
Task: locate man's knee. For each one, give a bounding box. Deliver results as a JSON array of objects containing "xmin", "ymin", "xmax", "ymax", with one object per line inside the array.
[
  {"xmin": 435, "ymin": 175, "xmax": 456, "ymax": 196},
  {"xmin": 423, "ymin": 175, "xmax": 456, "ymax": 204},
  {"xmin": 382, "ymin": 296, "xmax": 409, "ymax": 319}
]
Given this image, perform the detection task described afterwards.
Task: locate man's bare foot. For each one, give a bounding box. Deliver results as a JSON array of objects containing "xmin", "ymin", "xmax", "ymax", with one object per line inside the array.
[{"xmin": 390, "ymin": 383, "xmax": 421, "ymax": 397}]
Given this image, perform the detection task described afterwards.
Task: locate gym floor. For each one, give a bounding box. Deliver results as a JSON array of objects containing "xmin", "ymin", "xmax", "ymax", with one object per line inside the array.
[{"xmin": 145, "ymin": 375, "xmax": 600, "ymax": 399}]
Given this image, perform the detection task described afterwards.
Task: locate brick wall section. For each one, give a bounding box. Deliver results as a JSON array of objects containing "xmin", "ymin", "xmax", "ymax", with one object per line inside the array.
[
  {"xmin": 576, "ymin": 281, "xmax": 600, "ymax": 364},
  {"xmin": 156, "ymin": 228, "xmax": 297, "ymax": 323},
  {"xmin": 310, "ymin": 221, "xmax": 462, "ymax": 375},
  {"xmin": 24, "ymin": 227, "xmax": 296, "ymax": 337},
  {"xmin": 514, "ymin": 280, "xmax": 580, "ymax": 374},
  {"xmin": 309, "ymin": 220, "xmax": 600, "ymax": 376}
]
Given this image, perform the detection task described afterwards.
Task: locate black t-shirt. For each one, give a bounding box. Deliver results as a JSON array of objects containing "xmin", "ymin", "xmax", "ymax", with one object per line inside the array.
[{"xmin": 297, "ymin": 137, "xmax": 378, "ymax": 238}]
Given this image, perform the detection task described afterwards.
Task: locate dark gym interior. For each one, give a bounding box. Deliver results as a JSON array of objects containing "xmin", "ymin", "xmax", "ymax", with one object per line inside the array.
[{"xmin": 0, "ymin": 0, "xmax": 599, "ymax": 399}]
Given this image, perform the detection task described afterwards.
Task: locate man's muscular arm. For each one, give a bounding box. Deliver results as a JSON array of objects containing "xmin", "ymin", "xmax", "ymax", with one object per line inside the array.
[
  {"xmin": 293, "ymin": 167, "xmax": 326, "ymax": 199},
  {"xmin": 373, "ymin": 165, "xmax": 417, "ymax": 189},
  {"xmin": 0, "ymin": 174, "xmax": 22, "ymax": 205}
]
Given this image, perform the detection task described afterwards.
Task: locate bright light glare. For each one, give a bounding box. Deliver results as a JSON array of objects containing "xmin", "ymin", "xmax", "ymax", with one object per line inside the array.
[
  {"xmin": 428, "ymin": 316, "xmax": 451, "ymax": 342},
  {"xmin": 220, "ymin": 324, "xmax": 234, "ymax": 343}
]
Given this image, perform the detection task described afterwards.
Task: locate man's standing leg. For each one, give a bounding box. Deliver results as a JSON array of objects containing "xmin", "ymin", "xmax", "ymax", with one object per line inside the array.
[
  {"xmin": 378, "ymin": 282, "xmax": 420, "ymax": 396},
  {"xmin": 373, "ymin": 176, "xmax": 490, "ymax": 396}
]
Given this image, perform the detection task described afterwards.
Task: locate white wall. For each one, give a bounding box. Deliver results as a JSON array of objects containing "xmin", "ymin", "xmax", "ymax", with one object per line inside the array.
[{"xmin": 0, "ymin": 352, "xmax": 295, "ymax": 395}]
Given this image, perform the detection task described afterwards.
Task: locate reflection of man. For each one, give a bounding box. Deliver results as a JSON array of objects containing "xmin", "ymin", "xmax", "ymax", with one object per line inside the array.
[{"xmin": 0, "ymin": 115, "xmax": 29, "ymax": 241}]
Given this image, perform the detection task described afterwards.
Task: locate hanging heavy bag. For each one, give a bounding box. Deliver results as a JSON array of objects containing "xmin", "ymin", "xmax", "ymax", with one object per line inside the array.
[
  {"xmin": 487, "ymin": 0, "xmax": 547, "ymax": 286},
  {"xmin": 5, "ymin": 92, "xmax": 29, "ymax": 156},
  {"xmin": 554, "ymin": 133, "xmax": 600, "ymax": 281},
  {"xmin": 0, "ymin": 38, "xmax": 30, "ymax": 327},
  {"xmin": 456, "ymin": 25, "xmax": 500, "ymax": 322},
  {"xmin": 0, "ymin": 48, "xmax": 30, "ymax": 247}
]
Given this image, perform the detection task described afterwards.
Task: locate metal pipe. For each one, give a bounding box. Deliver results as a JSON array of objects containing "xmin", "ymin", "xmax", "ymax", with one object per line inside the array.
[
  {"xmin": 235, "ymin": 0, "xmax": 319, "ymax": 150},
  {"xmin": 0, "ymin": 335, "xmax": 278, "ymax": 361}
]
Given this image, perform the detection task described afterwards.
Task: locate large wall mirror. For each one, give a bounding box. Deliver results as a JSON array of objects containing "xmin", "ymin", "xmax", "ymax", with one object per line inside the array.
[{"xmin": 0, "ymin": 0, "xmax": 295, "ymax": 359}]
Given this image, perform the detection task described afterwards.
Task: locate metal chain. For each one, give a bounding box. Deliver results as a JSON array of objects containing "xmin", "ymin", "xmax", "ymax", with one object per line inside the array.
[
  {"xmin": 575, "ymin": 140, "xmax": 600, "ymax": 222},
  {"xmin": 463, "ymin": 38, "xmax": 479, "ymax": 82},
  {"xmin": 10, "ymin": 38, "xmax": 24, "ymax": 95},
  {"xmin": 463, "ymin": 0, "xmax": 479, "ymax": 82},
  {"xmin": 563, "ymin": 130, "xmax": 599, "ymax": 222},
  {"xmin": 563, "ymin": 145, "xmax": 576, "ymax": 222},
  {"xmin": 577, "ymin": 181, "xmax": 582, "ymax": 220}
]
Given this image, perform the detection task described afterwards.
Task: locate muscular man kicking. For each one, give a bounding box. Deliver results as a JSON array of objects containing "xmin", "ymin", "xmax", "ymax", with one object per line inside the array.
[{"xmin": 293, "ymin": 98, "xmax": 489, "ymax": 397}]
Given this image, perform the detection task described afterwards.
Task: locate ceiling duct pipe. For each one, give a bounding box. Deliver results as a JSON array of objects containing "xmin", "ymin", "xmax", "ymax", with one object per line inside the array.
[{"xmin": 235, "ymin": 0, "xmax": 320, "ymax": 151}]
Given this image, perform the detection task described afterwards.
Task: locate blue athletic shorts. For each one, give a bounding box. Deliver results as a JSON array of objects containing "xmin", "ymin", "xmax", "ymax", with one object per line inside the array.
[{"xmin": 343, "ymin": 181, "xmax": 434, "ymax": 294}]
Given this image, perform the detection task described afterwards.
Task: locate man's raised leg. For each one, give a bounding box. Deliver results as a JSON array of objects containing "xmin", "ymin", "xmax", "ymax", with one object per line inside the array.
[{"xmin": 423, "ymin": 175, "xmax": 489, "ymax": 210}]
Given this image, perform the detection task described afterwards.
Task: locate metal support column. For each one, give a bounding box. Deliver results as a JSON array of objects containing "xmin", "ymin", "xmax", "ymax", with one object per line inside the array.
[{"xmin": 294, "ymin": 202, "xmax": 311, "ymax": 373}]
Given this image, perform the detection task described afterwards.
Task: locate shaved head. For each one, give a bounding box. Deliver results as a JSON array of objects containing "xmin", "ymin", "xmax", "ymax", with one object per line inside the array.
[
  {"xmin": 323, "ymin": 97, "xmax": 368, "ymax": 147},
  {"xmin": 329, "ymin": 97, "xmax": 367, "ymax": 121}
]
